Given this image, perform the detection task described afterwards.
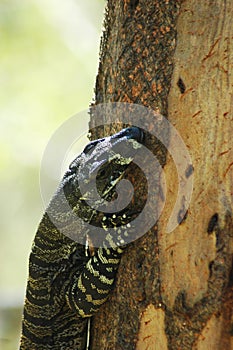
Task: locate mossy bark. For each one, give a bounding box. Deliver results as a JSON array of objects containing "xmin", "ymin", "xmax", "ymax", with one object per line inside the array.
[{"xmin": 89, "ymin": 0, "xmax": 233, "ymax": 349}]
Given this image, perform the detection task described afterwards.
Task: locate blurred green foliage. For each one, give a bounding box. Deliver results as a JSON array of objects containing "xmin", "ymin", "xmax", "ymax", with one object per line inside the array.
[{"xmin": 0, "ymin": 0, "xmax": 104, "ymax": 348}]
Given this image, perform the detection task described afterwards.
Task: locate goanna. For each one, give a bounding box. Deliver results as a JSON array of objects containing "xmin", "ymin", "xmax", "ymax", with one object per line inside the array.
[{"xmin": 20, "ymin": 126, "xmax": 145, "ymax": 350}]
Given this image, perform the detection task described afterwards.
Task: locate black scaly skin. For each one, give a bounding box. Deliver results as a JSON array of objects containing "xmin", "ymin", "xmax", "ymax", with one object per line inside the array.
[{"xmin": 20, "ymin": 127, "xmax": 144, "ymax": 350}]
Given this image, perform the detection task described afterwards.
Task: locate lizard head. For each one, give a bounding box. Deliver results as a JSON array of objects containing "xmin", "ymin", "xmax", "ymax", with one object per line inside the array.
[
  {"xmin": 83, "ymin": 126, "xmax": 144, "ymax": 173},
  {"xmin": 48, "ymin": 127, "xmax": 145, "ymax": 246},
  {"xmin": 67, "ymin": 126, "xmax": 145, "ymax": 216},
  {"xmin": 78, "ymin": 126, "xmax": 144, "ymax": 191}
]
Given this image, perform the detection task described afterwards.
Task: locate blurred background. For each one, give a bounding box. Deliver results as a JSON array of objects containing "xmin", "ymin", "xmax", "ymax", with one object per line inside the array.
[{"xmin": 0, "ymin": 0, "xmax": 104, "ymax": 348}]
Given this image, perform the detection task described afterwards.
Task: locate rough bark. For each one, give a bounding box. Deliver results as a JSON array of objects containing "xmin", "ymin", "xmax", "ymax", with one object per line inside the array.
[{"xmin": 89, "ymin": 0, "xmax": 233, "ymax": 349}]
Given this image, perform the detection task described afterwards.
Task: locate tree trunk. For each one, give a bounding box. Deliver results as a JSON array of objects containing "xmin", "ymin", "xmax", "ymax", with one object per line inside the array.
[{"xmin": 89, "ymin": 0, "xmax": 233, "ymax": 349}]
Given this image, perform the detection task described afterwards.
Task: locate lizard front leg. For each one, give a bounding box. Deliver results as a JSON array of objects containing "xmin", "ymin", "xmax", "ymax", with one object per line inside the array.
[{"xmin": 66, "ymin": 245, "xmax": 124, "ymax": 317}]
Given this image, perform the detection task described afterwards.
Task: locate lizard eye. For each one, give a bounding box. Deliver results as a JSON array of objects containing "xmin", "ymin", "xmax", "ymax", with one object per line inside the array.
[
  {"xmin": 83, "ymin": 140, "xmax": 99, "ymax": 155},
  {"xmin": 83, "ymin": 138, "xmax": 105, "ymax": 155}
]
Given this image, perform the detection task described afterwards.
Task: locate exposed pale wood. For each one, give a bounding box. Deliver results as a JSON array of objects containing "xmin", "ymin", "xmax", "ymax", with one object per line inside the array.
[
  {"xmin": 136, "ymin": 305, "xmax": 168, "ymax": 350},
  {"xmin": 194, "ymin": 314, "xmax": 227, "ymax": 350}
]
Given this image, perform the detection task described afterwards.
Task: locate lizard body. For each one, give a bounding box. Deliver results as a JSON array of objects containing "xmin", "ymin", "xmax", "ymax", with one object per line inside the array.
[{"xmin": 20, "ymin": 127, "xmax": 144, "ymax": 350}]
